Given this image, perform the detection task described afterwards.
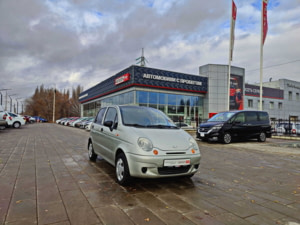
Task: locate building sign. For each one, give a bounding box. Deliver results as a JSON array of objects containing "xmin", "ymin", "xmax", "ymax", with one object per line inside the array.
[
  {"xmin": 245, "ymin": 84, "xmax": 283, "ymax": 99},
  {"xmin": 114, "ymin": 73, "xmax": 131, "ymax": 85},
  {"xmin": 142, "ymin": 73, "xmax": 202, "ymax": 86}
]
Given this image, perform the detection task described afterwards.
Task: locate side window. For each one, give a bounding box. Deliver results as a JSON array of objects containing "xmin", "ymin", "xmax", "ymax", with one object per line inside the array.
[
  {"xmin": 104, "ymin": 107, "xmax": 117, "ymax": 124},
  {"xmin": 95, "ymin": 108, "xmax": 106, "ymax": 125},
  {"xmin": 245, "ymin": 112, "xmax": 258, "ymax": 123},
  {"xmin": 258, "ymin": 112, "xmax": 269, "ymax": 121},
  {"xmin": 235, "ymin": 113, "xmax": 245, "ymax": 123}
]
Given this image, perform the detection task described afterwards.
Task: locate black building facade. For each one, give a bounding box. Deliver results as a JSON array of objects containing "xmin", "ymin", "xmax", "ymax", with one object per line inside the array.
[{"xmin": 79, "ymin": 65, "xmax": 208, "ymax": 126}]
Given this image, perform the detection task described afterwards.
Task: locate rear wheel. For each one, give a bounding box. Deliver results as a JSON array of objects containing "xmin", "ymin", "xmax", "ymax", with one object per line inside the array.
[
  {"xmin": 88, "ymin": 142, "xmax": 97, "ymax": 161},
  {"xmin": 222, "ymin": 132, "xmax": 232, "ymax": 144},
  {"xmin": 258, "ymin": 132, "xmax": 266, "ymax": 142},
  {"xmin": 115, "ymin": 153, "xmax": 131, "ymax": 185}
]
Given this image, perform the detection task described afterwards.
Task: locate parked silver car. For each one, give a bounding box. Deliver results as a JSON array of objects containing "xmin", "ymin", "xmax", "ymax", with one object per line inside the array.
[{"xmin": 88, "ymin": 105, "xmax": 201, "ymax": 185}]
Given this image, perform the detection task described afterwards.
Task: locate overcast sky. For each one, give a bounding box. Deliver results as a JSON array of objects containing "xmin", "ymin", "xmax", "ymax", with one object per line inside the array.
[{"xmin": 1, "ymin": 0, "xmax": 300, "ymax": 106}]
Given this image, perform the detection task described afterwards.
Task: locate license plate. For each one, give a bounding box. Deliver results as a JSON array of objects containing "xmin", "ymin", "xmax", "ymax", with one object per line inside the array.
[
  {"xmin": 164, "ymin": 159, "xmax": 190, "ymax": 167},
  {"xmin": 200, "ymin": 132, "xmax": 205, "ymax": 137}
]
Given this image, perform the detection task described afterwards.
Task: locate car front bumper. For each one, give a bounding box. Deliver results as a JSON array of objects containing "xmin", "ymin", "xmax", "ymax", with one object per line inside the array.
[{"xmin": 126, "ymin": 153, "xmax": 201, "ymax": 178}]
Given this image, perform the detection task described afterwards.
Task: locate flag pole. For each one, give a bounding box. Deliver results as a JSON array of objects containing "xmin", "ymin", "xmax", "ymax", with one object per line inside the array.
[
  {"xmin": 228, "ymin": 0, "xmax": 236, "ymax": 111},
  {"xmin": 260, "ymin": 0, "xmax": 268, "ymax": 111},
  {"xmin": 227, "ymin": 52, "xmax": 232, "ymax": 111},
  {"xmin": 259, "ymin": 0, "xmax": 263, "ymax": 111}
]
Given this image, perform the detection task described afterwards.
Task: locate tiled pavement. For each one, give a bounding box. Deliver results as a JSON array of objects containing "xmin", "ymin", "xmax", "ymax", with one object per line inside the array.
[{"xmin": 0, "ymin": 123, "xmax": 300, "ymax": 225}]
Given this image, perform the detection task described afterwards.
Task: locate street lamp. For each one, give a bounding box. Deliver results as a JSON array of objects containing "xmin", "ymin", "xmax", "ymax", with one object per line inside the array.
[
  {"xmin": 52, "ymin": 84, "xmax": 56, "ymax": 123},
  {"xmin": 9, "ymin": 94, "xmax": 16, "ymax": 112},
  {"xmin": 16, "ymin": 98, "xmax": 22, "ymax": 114}
]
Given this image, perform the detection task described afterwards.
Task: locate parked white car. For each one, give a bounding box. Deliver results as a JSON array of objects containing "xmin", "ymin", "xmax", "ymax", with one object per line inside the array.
[
  {"xmin": 88, "ymin": 105, "xmax": 201, "ymax": 185},
  {"xmin": 0, "ymin": 106, "xmax": 7, "ymax": 129},
  {"xmin": 85, "ymin": 122, "xmax": 93, "ymax": 131},
  {"xmin": 5, "ymin": 112, "xmax": 26, "ymax": 128}
]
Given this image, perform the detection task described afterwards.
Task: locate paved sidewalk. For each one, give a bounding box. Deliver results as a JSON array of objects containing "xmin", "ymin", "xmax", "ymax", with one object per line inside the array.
[{"xmin": 0, "ymin": 123, "xmax": 300, "ymax": 225}]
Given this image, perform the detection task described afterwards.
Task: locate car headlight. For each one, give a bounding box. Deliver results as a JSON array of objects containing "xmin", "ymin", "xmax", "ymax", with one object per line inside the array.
[
  {"xmin": 211, "ymin": 124, "xmax": 223, "ymax": 131},
  {"xmin": 189, "ymin": 137, "xmax": 199, "ymax": 151},
  {"xmin": 138, "ymin": 137, "xmax": 153, "ymax": 151}
]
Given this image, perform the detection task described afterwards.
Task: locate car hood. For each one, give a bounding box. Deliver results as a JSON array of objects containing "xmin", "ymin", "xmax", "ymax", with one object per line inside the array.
[
  {"xmin": 200, "ymin": 121, "xmax": 224, "ymax": 128},
  {"xmin": 129, "ymin": 128, "xmax": 192, "ymax": 151}
]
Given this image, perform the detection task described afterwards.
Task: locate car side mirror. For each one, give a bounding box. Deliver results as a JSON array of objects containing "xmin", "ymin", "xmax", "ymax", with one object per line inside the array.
[{"xmin": 104, "ymin": 120, "xmax": 114, "ymax": 131}]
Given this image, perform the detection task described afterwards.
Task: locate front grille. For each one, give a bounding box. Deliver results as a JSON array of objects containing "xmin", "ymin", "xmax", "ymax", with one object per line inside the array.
[
  {"xmin": 166, "ymin": 152, "xmax": 186, "ymax": 155},
  {"xmin": 158, "ymin": 165, "xmax": 191, "ymax": 175},
  {"xmin": 199, "ymin": 127, "xmax": 210, "ymax": 132}
]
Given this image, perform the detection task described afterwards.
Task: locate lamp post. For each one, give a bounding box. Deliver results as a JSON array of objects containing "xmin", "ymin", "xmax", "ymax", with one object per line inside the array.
[
  {"xmin": 53, "ymin": 85, "xmax": 56, "ymax": 123},
  {"xmin": 16, "ymin": 98, "xmax": 21, "ymax": 114},
  {"xmin": 9, "ymin": 94, "xmax": 16, "ymax": 112}
]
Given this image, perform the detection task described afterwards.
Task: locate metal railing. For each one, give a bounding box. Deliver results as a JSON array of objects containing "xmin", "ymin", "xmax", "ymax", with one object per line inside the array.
[{"xmin": 271, "ymin": 119, "xmax": 300, "ymax": 137}]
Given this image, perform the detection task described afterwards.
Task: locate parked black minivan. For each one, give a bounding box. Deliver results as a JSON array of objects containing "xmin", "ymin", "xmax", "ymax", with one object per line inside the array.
[{"xmin": 196, "ymin": 110, "xmax": 272, "ymax": 144}]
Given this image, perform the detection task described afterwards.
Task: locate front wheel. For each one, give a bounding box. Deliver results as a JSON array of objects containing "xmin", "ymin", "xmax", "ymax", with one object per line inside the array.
[
  {"xmin": 13, "ymin": 122, "xmax": 21, "ymax": 128},
  {"xmin": 258, "ymin": 132, "xmax": 266, "ymax": 142},
  {"xmin": 88, "ymin": 142, "xmax": 97, "ymax": 161},
  {"xmin": 222, "ymin": 132, "xmax": 232, "ymax": 144},
  {"xmin": 115, "ymin": 153, "xmax": 131, "ymax": 186}
]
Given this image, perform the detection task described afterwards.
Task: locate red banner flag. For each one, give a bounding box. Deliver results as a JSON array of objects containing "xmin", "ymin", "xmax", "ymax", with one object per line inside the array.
[
  {"xmin": 262, "ymin": 0, "xmax": 268, "ymax": 45},
  {"xmin": 230, "ymin": 0, "xmax": 237, "ymax": 61}
]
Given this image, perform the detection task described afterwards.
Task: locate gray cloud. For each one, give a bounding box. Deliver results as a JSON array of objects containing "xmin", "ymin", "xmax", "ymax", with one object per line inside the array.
[{"xmin": 0, "ymin": 0, "xmax": 299, "ymax": 108}]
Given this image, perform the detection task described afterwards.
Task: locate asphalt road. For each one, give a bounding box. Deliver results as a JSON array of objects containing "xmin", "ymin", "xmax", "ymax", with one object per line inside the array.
[{"xmin": 0, "ymin": 123, "xmax": 299, "ymax": 225}]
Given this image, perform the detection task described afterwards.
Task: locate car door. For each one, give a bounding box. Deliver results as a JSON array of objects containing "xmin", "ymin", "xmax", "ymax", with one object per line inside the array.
[
  {"xmin": 231, "ymin": 112, "xmax": 247, "ymax": 139},
  {"xmin": 100, "ymin": 107, "xmax": 119, "ymax": 164},
  {"xmin": 91, "ymin": 107, "xmax": 107, "ymax": 155},
  {"xmin": 244, "ymin": 111, "xmax": 260, "ymax": 138}
]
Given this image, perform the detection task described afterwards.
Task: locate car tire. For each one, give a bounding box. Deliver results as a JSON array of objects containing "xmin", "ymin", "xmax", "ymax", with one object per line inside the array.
[
  {"xmin": 258, "ymin": 132, "xmax": 266, "ymax": 142},
  {"xmin": 88, "ymin": 142, "xmax": 97, "ymax": 161},
  {"xmin": 222, "ymin": 132, "xmax": 232, "ymax": 144},
  {"xmin": 13, "ymin": 122, "xmax": 21, "ymax": 129},
  {"xmin": 115, "ymin": 153, "xmax": 131, "ymax": 186}
]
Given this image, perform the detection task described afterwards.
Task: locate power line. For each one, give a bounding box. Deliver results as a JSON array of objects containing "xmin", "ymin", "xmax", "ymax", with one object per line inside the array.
[{"xmin": 247, "ymin": 59, "xmax": 300, "ymax": 73}]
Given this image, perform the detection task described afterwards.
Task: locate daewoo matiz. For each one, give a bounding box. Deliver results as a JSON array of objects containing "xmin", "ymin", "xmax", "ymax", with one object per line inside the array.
[{"xmin": 88, "ymin": 105, "xmax": 201, "ymax": 185}]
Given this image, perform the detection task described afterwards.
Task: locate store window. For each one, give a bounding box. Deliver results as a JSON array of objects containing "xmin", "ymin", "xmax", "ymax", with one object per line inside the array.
[
  {"xmin": 83, "ymin": 91, "xmax": 134, "ymax": 116},
  {"xmin": 137, "ymin": 91, "xmax": 148, "ymax": 104},
  {"xmin": 136, "ymin": 90, "xmax": 203, "ymax": 125}
]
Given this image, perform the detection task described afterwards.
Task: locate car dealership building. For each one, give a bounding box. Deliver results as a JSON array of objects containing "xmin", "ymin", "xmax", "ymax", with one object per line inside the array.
[{"xmin": 79, "ymin": 64, "xmax": 300, "ymax": 126}]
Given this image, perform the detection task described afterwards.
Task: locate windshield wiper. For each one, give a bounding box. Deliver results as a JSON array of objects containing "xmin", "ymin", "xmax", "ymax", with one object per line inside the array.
[
  {"xmin": 146, "ymin": 125, "xmax": 178, "ymax": 129},
  {"xmin": 125, "ymin": 123, "xmax": 147, "ymax": 128}
]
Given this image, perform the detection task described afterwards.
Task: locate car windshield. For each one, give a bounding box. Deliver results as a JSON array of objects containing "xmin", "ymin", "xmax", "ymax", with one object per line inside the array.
[
  {"xmin": 120, "ymin": 106, "xmax": 178, "ymax": 129},
  {"xmin": 208, "ymin": 112, "xmax": 236, "ymax": 122}
]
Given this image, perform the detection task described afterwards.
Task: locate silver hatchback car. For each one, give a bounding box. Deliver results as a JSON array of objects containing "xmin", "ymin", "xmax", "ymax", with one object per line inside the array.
[{"xmin": 88, "ymin": 105, "xmax": 201, "ymax": 185}]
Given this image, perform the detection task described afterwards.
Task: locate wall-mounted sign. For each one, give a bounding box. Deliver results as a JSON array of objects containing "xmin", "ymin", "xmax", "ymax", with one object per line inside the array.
[
  {"xmin": 115, "ymin": 73, "xmax": 130, "ymax": 85},
  {"xmin": 142, "ymin": 73, "xmax": 202, "ymax": 86}
]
